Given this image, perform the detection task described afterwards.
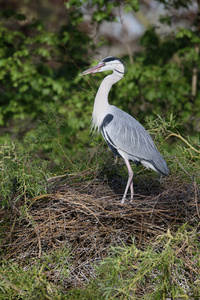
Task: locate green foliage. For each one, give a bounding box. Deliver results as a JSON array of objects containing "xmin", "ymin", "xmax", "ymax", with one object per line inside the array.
[
  {"xmin": 0, "ymin": 17, "xmax": 57, "ymax": 126},
  {"xmin": 113, "ymin": 24, "xmax": 200, "ymax": 136},
  {"xmin": 65, "ymin": 0, "xmax": 139, "ymax": 24},
  {"xmin": 158, "ymin": 0, "xmax": 192, "ymax": 9},
  {"xmin": 0, "ymin": 0, "xmax": 200, "ymax": 206},
  {"xmin": 1, "ymin": 0, "xmax": 200, "ymax": 158},
  {"xmin": 145, "ymin": 113, "xmax": 200, "ymax": 183},
  {"xmin": 1, "ymin": 227, "xmax": 199, "ymax": 299},
  {"xmin": 0, "ymin": 247, "xmax": 72, "ymax": 299},
  {"xmin": 0, "ymin": 138, "xmax": 49, "ymax": 208},
  {"xmin": 0, "ymin": 9, "xmax": 94, "ymax": 144},
  {"xmin": 82, "ymin": 227, "xmax": 200, "ymax": 299}
]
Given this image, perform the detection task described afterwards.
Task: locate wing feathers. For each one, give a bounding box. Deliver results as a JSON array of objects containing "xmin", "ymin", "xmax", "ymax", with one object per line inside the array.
[{"xmin": 100, "ymin": 107, "xmax": 169, "ymax": 176}]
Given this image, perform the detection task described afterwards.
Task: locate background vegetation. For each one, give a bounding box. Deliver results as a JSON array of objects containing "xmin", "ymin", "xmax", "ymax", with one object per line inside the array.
[{"xmin": 0, "ymin": 0, "xmax": 200, "ymax": 299}]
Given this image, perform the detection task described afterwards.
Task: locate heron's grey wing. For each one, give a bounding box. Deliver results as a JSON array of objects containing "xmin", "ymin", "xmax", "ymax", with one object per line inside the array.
[{"xmin": 101, "ymin": 106, "xmax": 169, "ymax": 175}]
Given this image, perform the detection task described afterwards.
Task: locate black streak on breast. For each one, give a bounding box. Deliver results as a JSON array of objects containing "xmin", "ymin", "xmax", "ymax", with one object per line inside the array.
[
  {"xmin": 100, "ymin": 114, "xmax": 113, "ymax": 129},
  {"xmin": 100, "ymin": 114, "xmax": 121, "ymax": 158}
]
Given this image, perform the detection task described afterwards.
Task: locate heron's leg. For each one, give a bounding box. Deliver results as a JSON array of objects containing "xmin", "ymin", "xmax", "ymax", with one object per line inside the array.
[
  {"xmin": 121, "ymin": 159, "xmax": 134, "ymax": 204},
  {"xmin": 113, "ymin": 156, "xmax": 118, "ymax": 165},
  {"xmin": 130, "ymin": 180, "xmax": 134, "ymax": 202}
]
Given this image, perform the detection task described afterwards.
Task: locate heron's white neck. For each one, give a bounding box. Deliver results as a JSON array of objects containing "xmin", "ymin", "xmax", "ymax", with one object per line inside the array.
[{"xmin": 92, "ymin": 71, "xmax": 124, "ymax": 130}]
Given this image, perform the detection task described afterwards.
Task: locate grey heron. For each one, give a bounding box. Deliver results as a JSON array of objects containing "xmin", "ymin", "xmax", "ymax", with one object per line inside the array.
[{"xmin": 80, "ymin": 56, "xmax": 169, "ymax": 203}]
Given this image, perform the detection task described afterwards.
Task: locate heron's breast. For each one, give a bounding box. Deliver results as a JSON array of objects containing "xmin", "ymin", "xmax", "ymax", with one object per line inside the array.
[{"xmin": 100, "ymin": 114, "xmax": 114, "ymax": 130}]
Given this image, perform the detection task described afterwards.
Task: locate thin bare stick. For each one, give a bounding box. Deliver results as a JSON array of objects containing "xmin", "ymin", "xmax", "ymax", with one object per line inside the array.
[
  {"xmin": 166, "ymin": 133, "xmax": 200, "ymax": 154},
  {"xmin": 194, "ymin": 180, "xmax": 200, "ymax": 218},
  {"xmin": 0, "ymin": 273, "xmax": 24, "ymax": 294},
  {"xmin": 192, "ymin": 45, "xmax": 199, "ymax": 97}
]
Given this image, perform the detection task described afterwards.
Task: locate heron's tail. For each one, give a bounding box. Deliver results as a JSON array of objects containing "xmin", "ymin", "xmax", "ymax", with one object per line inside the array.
[{"xmin": 153, "ymin": 154, "xmax": 169, "ymax": 176}]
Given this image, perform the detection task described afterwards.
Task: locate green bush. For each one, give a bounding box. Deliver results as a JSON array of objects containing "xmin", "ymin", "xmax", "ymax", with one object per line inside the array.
[
  {"xmin": 1, "ymin": 227, "xmax": 199, "ymax": 299},
  {"xmin": 1, "ymin": 1, "xmax": 200, "ymax": 156},
  {"xmin": 74, "ymin": 227, "xmax": 200, "ymax": 300},
  {"xmin": 0, "ymin": 137, "xmax": 49, "ymax": 208}
]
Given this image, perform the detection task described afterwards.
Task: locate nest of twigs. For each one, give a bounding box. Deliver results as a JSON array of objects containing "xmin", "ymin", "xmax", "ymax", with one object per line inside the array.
[{"xmin": 0, "ymin": 167, "xmax": 199, "ymax": 288}]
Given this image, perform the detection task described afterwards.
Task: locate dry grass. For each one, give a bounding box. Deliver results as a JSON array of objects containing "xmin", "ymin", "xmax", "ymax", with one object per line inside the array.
[{"xmin": 0, "ymin": 169, "xmax": 199, "ymax": 289}]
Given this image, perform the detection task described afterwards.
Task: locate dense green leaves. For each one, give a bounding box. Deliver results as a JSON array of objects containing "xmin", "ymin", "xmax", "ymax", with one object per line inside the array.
[
  {"xmin": 96, "ymin": 230, "xmax": 196, "ymax": 299},
  {"xmin": 0, "ymin": 19, "xmax": 57, "ymax": 125},
  {"xmin": 158, "ymin": 0, "xmax": 192, "ymax": 9},
  {"xmin": 66, "ymin": 227, "xmax": 200, "ymax": 299},
  {"xmin": 0, "ymin": 0, "xmax": 200, "ymax": 161},
  {"xmin": 0, "ymin": 139, "xmax": 49, "ymax": 208},
  {"xmin": 0, "ymin": 11, "xmax": 94, "ymax": 147}
]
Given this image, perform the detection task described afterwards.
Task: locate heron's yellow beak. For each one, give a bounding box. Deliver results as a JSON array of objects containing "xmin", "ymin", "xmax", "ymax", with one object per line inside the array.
[{"xmin": 79, "ymin": 63, "xmax": 104, "ymax": 76}]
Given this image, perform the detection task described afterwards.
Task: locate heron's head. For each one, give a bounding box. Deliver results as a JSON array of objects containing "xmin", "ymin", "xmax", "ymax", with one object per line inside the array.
[{"xmin": 80, "ymin": 56, "xmax": 127, "ymax": 76}]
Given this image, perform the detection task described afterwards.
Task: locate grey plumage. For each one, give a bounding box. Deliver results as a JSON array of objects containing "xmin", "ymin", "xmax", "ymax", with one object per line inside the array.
[
  {"xmin": 80, "ymin": 56, "xmax": 169, "ymax": 203},
  {"xmin": 100, "ymin": 106, "xmax": 169, "ymax": 176}
]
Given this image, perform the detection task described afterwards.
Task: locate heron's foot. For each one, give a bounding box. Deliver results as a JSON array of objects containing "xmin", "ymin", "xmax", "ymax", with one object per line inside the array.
[
  {"xmin": 121, "ymin": 196, "xmax": 126, "ymax": 204},
  {"xmin": 121, "ymin": 195, "xmax": 134, "ymax": 204}
]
